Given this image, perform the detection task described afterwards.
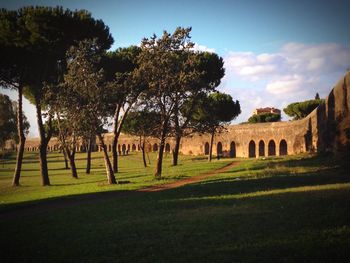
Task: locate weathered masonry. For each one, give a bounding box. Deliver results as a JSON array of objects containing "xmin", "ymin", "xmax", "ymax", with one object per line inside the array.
[{"xmin": 12, "ymin": 71, "xmax": 350, "ymax": 158}]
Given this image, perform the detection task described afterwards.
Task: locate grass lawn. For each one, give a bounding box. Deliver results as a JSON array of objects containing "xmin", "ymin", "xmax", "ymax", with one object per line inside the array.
[
  {"xmin": 0, "ymin": 152, "xmax": 350, "ymax": 262},
  {"xmin": 0, "ymin": 151, "xmax": 231, "ymax": 206}
]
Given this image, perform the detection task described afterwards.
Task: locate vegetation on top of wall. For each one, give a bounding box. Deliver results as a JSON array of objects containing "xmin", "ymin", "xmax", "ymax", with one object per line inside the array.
[
  {"xmin": 283, "ymin": 99, "xmax": 325, "ymax": 120},
  {"xmin": 248, "ymin": 112, "xmax": 281, "ymax": 123}
]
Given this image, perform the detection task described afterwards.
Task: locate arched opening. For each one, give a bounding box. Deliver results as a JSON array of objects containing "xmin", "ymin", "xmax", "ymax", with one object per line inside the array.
[
  {"xmin": 217, "ymin": 142, "xmax": 223, "ymax": 157},
  {"xmin": 132, "ymin": 144, "xmax": 136, "ymax": 151},
  {"xmin": 153, "ymin": 143, "xmax": 158, "ymax": 152},
  {"xmin": 230, "ymin": 141, "xmax": 236, "ymax": 158},
  {"xmin": 248, "ymin": 140, "xmax": 256, "ymax": 158},
  {"xmin": 259, "ymin": 140, "xmax": 265, "ymax": 157},
  {"xmin": 204, "ymin": 142, "xmax": 210, "ymax": 155},
  {"xmin": 268, "ymin": 140, "xmax": 276, "ymax": 156},
  {"xmin": 165, "ymin": 143, "xmax": 171, "ymax": 153},
  {"xmin": 137, "ymin": 144, "xmax": 140, "ymax": 151},
  {"xmin": 108, "ymin": 144, "xmax": 112, "ymax": 152},
  {"xmin": 118, "ymin": 144, "xmax": 121, "ymax": 152},
  {"xmin": 127, "ymin": 144, "xmax": 130, "ymax": 151},
  {"xmin": 122, "ymin": 144, "xmax": 126, "ymax": 155},
  {"xmin": 279, "ymin": 139, "xmax": 287, "ymax": 156}
]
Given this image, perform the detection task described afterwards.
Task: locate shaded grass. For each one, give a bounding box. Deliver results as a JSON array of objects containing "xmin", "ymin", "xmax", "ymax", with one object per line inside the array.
[{"xmin": 0, "ymin": 153, "xmax": 349, "ymax": 262}]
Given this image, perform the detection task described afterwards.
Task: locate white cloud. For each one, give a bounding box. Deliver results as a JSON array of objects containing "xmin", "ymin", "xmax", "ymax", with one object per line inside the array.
[
  {"xmin": 221, "ymin": 42, "xmax": 350, "ymax": 122},
  {"xmin": 192, "ymin": 43, "xmax": 215, "ymax": 53}
]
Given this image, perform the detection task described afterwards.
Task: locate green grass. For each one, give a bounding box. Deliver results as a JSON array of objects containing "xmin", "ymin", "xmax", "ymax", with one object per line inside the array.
[
  {"xmin": 0, "ymin": 152, "xmax": 350, "ymax": 262},
  {"xmin": 0, "ymin": 151, "xmax": 231, "ymax": 206}
]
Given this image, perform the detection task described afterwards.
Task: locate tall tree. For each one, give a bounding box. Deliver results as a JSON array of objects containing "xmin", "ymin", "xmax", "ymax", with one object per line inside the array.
[
  {"xmin": 1, "ymin": 6, "xmax": 113, "ymax": 186},
  {"xmin": 0, "ymin": 9, "xmax": 33, "ymax": 186},
  {"xmin": 102, "ymin": 46, "xmax": 143, "ymax": 173},
  {"xmin": 123, "ymin": 110, "xmax": 160, "ymax": 167},
  {"xmin": 171, "ymin": 51, "xmax": 225, "ymax": 166},
  {"xmin": 137, "ymin": 27, "xmax": 201, "ymax": 179},
  {"xmin": 191, "ymin": 92, "xmax": 241, "ymax": 161},
  {"xmin": 62, "ymin": 39, "xmax": 116, "ymax": 184}
]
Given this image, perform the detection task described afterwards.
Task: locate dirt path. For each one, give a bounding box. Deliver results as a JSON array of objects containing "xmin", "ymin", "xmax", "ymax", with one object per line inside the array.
[
  {"xmin": 0, "ymin": 161, "xmax": 239, "ymax": 219},
  {"xmin": 139, "ymin": 161, "xmax": 240, "ymax": 192}
]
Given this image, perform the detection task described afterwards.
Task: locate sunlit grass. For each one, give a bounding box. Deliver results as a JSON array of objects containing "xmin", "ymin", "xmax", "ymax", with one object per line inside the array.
[{"xmin": 0, "ymin": 151, "xmax": 231, "ymax": 205}]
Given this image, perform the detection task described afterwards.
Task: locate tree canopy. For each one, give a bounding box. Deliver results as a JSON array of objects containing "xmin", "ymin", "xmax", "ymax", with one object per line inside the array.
[
  {"xmin": 283, "ymin": 99, "xmax": 325, "ymax": 120},
  {"xmin": 248, "ymin": 112, "xmax": 281, "ymax": 123}
]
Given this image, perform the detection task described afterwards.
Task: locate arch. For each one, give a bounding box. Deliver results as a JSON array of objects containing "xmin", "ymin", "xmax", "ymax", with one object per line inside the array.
[
  {"xmin": 248, "ymin": 140, "xmax": 256, "ymax": 158},
  {"xmin": 279, "ymin": 139, "xmax": 288, "ymax": 156},
  {"xmin": 268, "ymin": 140, "xmax": 276, "ymax": 156},
  {"xmin": 118, "ymin": 144, "xmax": 121, "ymax": 152},
  {"xmin": 127, "ymin": 144, "xmax": 130, "ymax": 151},
  {"xmin": 108, "ymin": 144, "xmax": 112, "ymax": 152},
  {"xmin": 137, "ymin": 144, "xmax": 140, "ymax": 151},
  {"xmin": 122, "ymin": 144, "xmax": 126, "ymax": 154},
  {"xmin": 165, "ymin": 143, "xmax": 171, "ymax": 153},
  {"xmin": 258, "ymin": 140, "xmax": 265, "ymax": 157},
  {"xmin": 204, "ymin": 142, "xmax": 210, "ymax": 155},
  {"xmin": 217, "ymin": 142, "xmax": 223, "ymax": 157},
  {"xmin": 132, "ymin": 144, "xmax": 136, "ymax": 151},
  {"xmin": 230, "ymin": 141, "xmax": 236, "ymax": 158},
  {"xmin": 153, "ymin": 143, "xmax": 158, "ymax": 152}
]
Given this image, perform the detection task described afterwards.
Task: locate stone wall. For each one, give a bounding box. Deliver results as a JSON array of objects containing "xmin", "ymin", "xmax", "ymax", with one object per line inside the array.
[{"xmin": 7, "ymin": 71, "xmax": 350, "ymax": 158}]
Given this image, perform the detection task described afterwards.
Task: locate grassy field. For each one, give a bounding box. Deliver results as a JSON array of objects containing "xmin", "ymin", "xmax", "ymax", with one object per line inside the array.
[
  {"xmin": 0, "ymin": 151, "xmax": 231, "ymax": 206},
  {"xmin": 0, "ymin": 152, "xmax": 350, "ymax": 262}
]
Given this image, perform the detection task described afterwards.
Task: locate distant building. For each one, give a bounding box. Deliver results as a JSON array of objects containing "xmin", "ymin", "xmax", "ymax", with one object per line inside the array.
[{"xmin": 253, "ymin": 107, "xmax": 281, "ymax": 115}]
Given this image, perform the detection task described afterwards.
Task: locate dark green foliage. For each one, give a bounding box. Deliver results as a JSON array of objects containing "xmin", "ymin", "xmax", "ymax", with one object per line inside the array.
[
  {"xmin": 123, "ymin": 110, "xmax": 160, "ymax": 138},
  {"xmin": 248, "ymin": 112, "xmax": 281, "ymax": 123},
  {"xmin": 0, "ymin": 94, "xmax": 29, "ymax": 147},
  {"xmin": 192, "ymin": 92, "xmax": 241, "ymax": 132},
  {"xmin": 0, "ymin": 94, "xmax": 16, "ymax": 147},
  {"xmin": 283, "ymin": 99, "xmax": 325, "ymax": 120}
]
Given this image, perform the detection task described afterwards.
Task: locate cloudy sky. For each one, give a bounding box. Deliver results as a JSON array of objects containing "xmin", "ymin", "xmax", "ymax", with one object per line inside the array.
[{"xmin": 1, "ymin": 0, "xmax": 350, "ymax": 137}]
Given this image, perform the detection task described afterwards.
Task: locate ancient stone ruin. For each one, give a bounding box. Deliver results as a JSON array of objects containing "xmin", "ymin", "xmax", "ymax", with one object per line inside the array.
[{"xmin": 12, "ymin": 71, "xmax": 350, "ymax": 158}]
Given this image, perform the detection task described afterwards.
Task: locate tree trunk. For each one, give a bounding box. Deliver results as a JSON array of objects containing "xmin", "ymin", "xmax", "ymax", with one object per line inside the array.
[
  {"xmin": 97, "ymin": 134, "xmax": 117, "ymax": 184},
  {"xmin": 154, "ymin": 122, "xmax": 168, "ymax": 179},
  {"xmin": 86, "ymin": 138, "xmax": 92, "ymax": 174},
  {"xmin": 12, "ymin": 85, "xmax": 26, "ymax": 186},
  {"xmin": 172, "ymin": 134, "xmax": 181, "ymax": 166},
  {"xmin": 35, "ymin": 101, "xmax": 50, "ymax": 186},
  {"xmin": 67, "ymin": 148, "xmax": 78, "ymax": 178},
  {"xmin": 62, "ymin": 147, "xmax": 69, "ymax": 169},
  {"xmin": 140, "ymin": 136, "xmax": 147, "ymax": 168},
  {"xmin": 112, "ymin": 132, "xmax": 119, "ymax": 173},
  {"xmin": 208, "ymin": 130, "xmax": 215, "ymax": 162}
]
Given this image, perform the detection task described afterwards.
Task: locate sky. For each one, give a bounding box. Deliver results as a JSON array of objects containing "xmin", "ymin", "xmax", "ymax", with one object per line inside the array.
[{"xmin": 1, "ymin": 0, "xmax": 350, "ymax": 137}]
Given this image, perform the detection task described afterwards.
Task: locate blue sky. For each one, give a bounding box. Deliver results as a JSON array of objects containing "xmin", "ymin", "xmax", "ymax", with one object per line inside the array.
[{"xmin": 1, "ymin": 0, "xmax": 350, "ymax": 136}]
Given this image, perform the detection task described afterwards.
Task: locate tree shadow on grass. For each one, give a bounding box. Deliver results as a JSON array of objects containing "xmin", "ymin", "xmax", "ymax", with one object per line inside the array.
[{"xmin": 160, "ymin": 167, "xmax": 350, "ymax": 201}]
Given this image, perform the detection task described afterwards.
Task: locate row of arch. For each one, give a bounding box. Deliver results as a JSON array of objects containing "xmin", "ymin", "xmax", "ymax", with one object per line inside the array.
[
  {"xmin": 249, "ymin": 139, "xmax": 287, "ymax": 157},
  {"xmin": 25, "ymin": 142, "xmax": 173, "ymax": 154},
  {"xmin": 204, "ymin": 139, "xmax": 288, "ymax": 158}
]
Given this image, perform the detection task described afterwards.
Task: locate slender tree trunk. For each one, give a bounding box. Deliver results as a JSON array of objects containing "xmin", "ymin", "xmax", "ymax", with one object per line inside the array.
[
  {"xmin": 112, "ymin": 132, "xmax": 119, "ymax": 173},
  {"xmin": 140, "ymin": 136, "xmax": 147, "ymax": 168},
  {"xmin": 172, "ymin": 134, "xmax": 181, "ymax": 166},
  {"xmin": 62, "ymin": 147, "xmax": 69, "ymax": 169},
  {"xmin": 97, "ymin": 134, "xmax": 116, "ymax": 184},
  {"xmin": 154, "ymin": 122, "xmax": 168, "ymax": 179},
  {"xmin": 35, "ymin": 101, "xmax": 50, "ymax": 186},
  {"xmin": 12, "ymin": 85, "xmax": 26, "ymax": 186},
  {"xmin": 86, "ymin": 138, "xmax": 92, "ymax": 174},
  {"xmin": 66, "ymin": 148, "xmax": 78, "ymax": 178},
  {"xmin": 208, "ymin": 130, "xmax": 215, "ymax": 162}
]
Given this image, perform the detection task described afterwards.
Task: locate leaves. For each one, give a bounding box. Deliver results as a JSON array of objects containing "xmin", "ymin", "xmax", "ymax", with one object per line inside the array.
[{"xmin": 283, "ymin": 99, "xmax": 325, "ymax": 120}]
